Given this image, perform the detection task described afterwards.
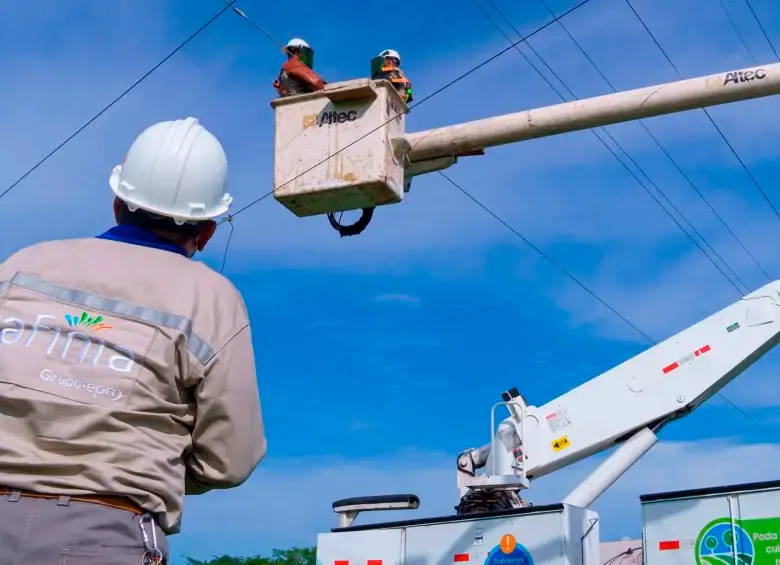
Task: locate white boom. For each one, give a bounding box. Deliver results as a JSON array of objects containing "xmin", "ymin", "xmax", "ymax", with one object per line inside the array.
[
  {"xmin": 404, "ymin": 62, "xmax": 780, "ymax": 162},
  {"xmin": 457, "ymin": 279, "xmax": 780, "ymax": 511},
  {"xmin": 272, "ymin": 62, "xmax": 780, "ymax": 218}
]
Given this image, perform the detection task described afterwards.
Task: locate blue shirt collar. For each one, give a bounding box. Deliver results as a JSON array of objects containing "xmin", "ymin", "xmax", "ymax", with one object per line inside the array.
[{"xmin": 96, "ymin": 224, "xmax": 189, "ymax": 258}]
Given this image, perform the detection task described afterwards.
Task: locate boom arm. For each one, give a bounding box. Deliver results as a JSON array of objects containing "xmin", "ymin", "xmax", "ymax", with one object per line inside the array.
[
  {"xmin": 461, "ymin": 279, "xmax": 780, "ymax": 507},
  {"xmin": 272, "ymin": 62, "xmax": 780, "ymax": 219},
  {"xmin": 404, "ymin": 62, "xmax": 780, "ymax": 163}
]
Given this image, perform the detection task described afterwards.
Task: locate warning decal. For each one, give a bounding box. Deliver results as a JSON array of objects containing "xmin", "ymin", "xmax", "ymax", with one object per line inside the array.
[
  {"xmin": 551, "ymin": 435, "xmax": 570, "ymax": 452},
  {"xmin": 545, "ymin": 408, "xmax": 571, "ymax": 432},
  {"xmin": 662, "ymin": 344, "xmax": 711, "ymax": 375}
]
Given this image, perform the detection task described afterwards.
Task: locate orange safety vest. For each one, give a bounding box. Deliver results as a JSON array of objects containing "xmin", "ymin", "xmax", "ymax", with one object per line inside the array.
[{"xmin": 381, "ymin": 66, "xmax": 411, "ymax": 90}]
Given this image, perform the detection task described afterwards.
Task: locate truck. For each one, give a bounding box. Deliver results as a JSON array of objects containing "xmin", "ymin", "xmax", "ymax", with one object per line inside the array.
[
  {"xmin": 266, "ymin": 45, "xmax": 780, "ymax": 565},
  {"xmin": 641, "ymin": 479, "xmax": 780, "ymax": 565},
  {"xmin": 311, "ymin": 275, "xmax": 780, "ymax": 565}
]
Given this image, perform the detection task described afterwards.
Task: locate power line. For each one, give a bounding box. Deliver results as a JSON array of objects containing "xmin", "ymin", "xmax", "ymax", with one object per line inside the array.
[
  {"xmin": 535, "ymin": 0, "xmax": 770, "ymax": 285},
  {"xmin": 0, "ymin": 1, "xmax": 237, "ymax": 206},
  {"xmin": 222, "ymin": 0, "xmax": 286, "ymax": 50},
  {"xmin": 717, "ymin": 0, "xmax": 780, "ymax": 114},
  {"xmin": 468, "ymin": 0, "xmax": 768, "ymax": 433},
  {"xmin": 544, "ymin": 0, "xmax": 770, "ymax": 285},
  {"xmin": 470, "ymin": 0, "xmax": 749, "ymax": 295},
  {"xmin": 624, "ymin": 0, "xmax": 780, "ymax": 225},
  {"xmin": 440, "ymin": 170, "xmax": 770, "ymax": 435},
  {"xmin": 219, "ymin": 216, "xmax": 235, "ymax": 273},
  {"xmin": 220, "ymin": 0, "xmax": 598, "ymax": 223},
  {"xmin": 719, "ymin": 0, "xmax": 763, "ymax": 65},
  {"xmin": 225, "ymin": 0, "xmax": 768, "ymax": 431},
  {"xmin": 440, "ymin": 170, "xmax": 654, "ymax": 342},
  {"xmin": 742, "ymin": 0, "xmax": 780, "ymax": 61}
]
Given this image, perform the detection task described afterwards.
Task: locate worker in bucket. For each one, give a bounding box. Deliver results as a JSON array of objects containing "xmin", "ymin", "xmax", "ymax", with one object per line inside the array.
[
  {"xmin": 0, "ymin": 117, "xmax": 266, "ymax": 564},
  {"xmin": 371, "ymin": 49, "xmax": 413, "ymax": 103},
  {"xmin": 274, "ymin": 37, "xmax": 326, "ymax": 97}
]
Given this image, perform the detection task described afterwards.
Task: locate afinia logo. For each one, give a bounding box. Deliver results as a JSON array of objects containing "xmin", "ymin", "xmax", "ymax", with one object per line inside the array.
[{"xmin": 64, "ymin": 312, "xmax": 112, "ymax": 332}]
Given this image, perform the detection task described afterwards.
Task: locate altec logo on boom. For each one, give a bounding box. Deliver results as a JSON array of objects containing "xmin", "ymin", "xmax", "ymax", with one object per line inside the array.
[{"xmin": 662, "ymin": 344, "xmax": 711, "ymax": 375}]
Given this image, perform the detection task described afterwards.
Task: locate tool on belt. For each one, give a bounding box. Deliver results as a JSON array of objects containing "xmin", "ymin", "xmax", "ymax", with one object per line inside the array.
[{"xmin": 0, "ymin": 488, "xmax": 165, "ymax": 564}]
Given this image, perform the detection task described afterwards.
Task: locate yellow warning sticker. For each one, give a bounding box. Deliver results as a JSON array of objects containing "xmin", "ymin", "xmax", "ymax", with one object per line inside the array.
[{"xmin": 551, "ymin": 435, "xmax": 571, "ymax": 452}]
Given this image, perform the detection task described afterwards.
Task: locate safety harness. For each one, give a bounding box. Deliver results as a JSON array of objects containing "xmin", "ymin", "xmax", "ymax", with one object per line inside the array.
[{"xmin": 381, "ymin": 65, "xmax": 413, "ymax": 102}]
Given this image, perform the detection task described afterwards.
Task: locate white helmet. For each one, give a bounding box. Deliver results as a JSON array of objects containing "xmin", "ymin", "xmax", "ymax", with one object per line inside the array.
[
  {"xmin": 109, "ymin": 117, "xmax": 232, "ymax": 225},
  {"xmin": 286, "ymin": 37, "xmax": 309, "ymax": 49},
  {"xmin": 378, "ymin": 49, "xmax": 401, "ymax": 63}
]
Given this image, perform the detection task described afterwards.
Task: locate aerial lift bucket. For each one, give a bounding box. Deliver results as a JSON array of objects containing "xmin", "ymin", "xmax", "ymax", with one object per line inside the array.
[{"xmin": 270, "ymin": 78, "xmax": 410, "ymax": 217}]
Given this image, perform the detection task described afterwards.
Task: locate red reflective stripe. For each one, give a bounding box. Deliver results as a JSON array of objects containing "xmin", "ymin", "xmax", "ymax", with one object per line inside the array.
[
  {"xmin": 659, "ymin": 540, "xmax": 680, "ymax": 551},
  {"xmin": 662, "ymin": 362, "xmax": 679, "ymax": 374},
  {"xmin": 454, "ymin": 555, "xmax": 470, "ymax": 562},
  {"xmin": 368, "ymin": 561, "xmax": 382, "ymax": 565},
  {"xmin": 696, "ymin": 344, "xmax": 711, "ymax": 355},
  {"xmin": 335, "ymin": 561, "xmax": 349, "ymax": 565}
]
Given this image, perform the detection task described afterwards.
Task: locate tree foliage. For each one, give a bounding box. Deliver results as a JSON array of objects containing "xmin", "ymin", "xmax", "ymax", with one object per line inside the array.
[{"xmin": 186, "ymin": 546, "xmax": 317, "ymax": 565}]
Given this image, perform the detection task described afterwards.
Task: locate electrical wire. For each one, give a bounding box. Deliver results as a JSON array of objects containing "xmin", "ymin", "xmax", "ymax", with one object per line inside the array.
[
  {"xmin": 219, "ymin": 0, "xmax": 598, "ymax": 224},
  {"xmin": 624, "ymin": 0, "xmax": 780, "ymax": 225},
  {"xmin": 440, "ymin": 170, "xmax": 771, "ymax": 434},
  {"xmin": 742, "ymin": 0, "xmax": 780, "ymax": 62},
  {"xmin": 470, "ymin": 0, "xmax": 749, "ymax": 295},
  {"xmin": 224, "ymin": 0, "xmax": 769, "ymax": 431},
  {"xmin": 719, "ymin": 0, "xmax": 764, "ymax": 66},
  {"xmin": 222, "ymin": 0, "xmax": 286, "ymax": 50},
  {"xmin": 219, "ymin": 215, "xmax": 235, "ymax": 273},
  {"xmin": 0, "ymin": 1, "xmax": 237, "ymax": 207},
  {"xmin": 473, "ymin": 0, "xmax": 770, "ymax": 434},
  {"xmin": 603, "ymin": 547, "xmax": 642, "ymax": 565},
  {"xmin": 716, "ymin": 0, "xmax": 780, "ymax": 116},
  {"xmin": 439, "ymin": 170, "xmax": 654, "ymax": 343},
  {"xmin": 534, "ymin": 0, "xmax": 770, "ymax": 285}
]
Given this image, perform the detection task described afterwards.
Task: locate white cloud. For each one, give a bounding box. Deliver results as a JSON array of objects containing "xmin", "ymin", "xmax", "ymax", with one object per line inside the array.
[
  {"xmin": 373, "ymin": 293, "xmax": 423, "ymax": 306},
  {"xmin": 171, "ymin": 438, "xmax": 780, "ymax": 562}
]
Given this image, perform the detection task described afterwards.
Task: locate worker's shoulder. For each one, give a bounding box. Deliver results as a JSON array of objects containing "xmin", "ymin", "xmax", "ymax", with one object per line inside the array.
[
  {"xmin": 4, "ymin": 237, "xmax": 248, "ymax": 317},
  {"xmin": 190, "ymin": 257, "xmax": 249, "ymax": 315},
  {"xmin": 283, "ymin": 58, "xmax": 314, "ymax": 73},
  {"xmin": 0, "ymin": 239, "xmax": 77, "ymax": 274}
]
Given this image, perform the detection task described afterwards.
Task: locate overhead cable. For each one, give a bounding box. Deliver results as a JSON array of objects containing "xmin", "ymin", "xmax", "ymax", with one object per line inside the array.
[
  {"xmin": 624, "ymin": 0, "xmax": 780, "ymax": 228},
  {"xmin": 470, "ymin": 0, "xmax": 749, "ymax": 295},
  {"xmin": 0, "ymin": 1, "xmax": 237, "ymax": 206},
  {"xmin": 465, "ymin": 0, "xmax": 769, "ymax": 433},
  {"xmin": 219, "ymin": 0, "xmax": 598, "ymax": 223},
  {"xmin": 440, "ymin": 170, "xmax": 770, "ymax": 436},
  {"xmin": 534, "ymin": 0, "xmax": 771, "ymax": 285},
  {"xmin": 742, "ymin": 0, "xmax": 780, "ymax": 62}
]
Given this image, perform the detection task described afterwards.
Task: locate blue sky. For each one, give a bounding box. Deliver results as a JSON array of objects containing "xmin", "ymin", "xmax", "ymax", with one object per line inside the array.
[{"xmin": 2, "ymin": 0, "xmax": 780, "ymax": 562}]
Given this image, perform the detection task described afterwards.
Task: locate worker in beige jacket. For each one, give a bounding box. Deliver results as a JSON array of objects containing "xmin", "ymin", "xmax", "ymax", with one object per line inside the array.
[{"xmin": 0, "ymin": 117, "xmax": 266, "ymax": 564}]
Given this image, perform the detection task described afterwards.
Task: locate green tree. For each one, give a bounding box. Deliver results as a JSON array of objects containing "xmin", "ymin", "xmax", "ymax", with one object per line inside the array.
[{"xmin": 186, "ymin": 546, "xmax": 317, "ymax": 565}]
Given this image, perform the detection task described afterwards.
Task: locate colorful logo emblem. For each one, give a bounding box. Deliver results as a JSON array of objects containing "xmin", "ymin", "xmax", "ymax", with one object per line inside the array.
[
  {"xmin": 696, "ymin": 520, "xmax": 754, "ymax": 565},
  {"xmin": 64, "ymin": 312, "xmax": 112, "ymax": 332},
  {"xmin": 485, "ymin": 534, "xmax": 534, "ymax": 565},
  {"xmin": 693, "ymin": 516, "xmax": 780, "ymax": 565}
]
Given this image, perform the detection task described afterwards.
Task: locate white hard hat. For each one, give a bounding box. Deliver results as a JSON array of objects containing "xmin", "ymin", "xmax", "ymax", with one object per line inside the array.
[
  {"xmin": 286, "ymin": 37, "xmax": 310, "ymax": 49},
  {"xmin": 379, "ymin": 49, "xmax": 401, "ymax": 63},
  {"xmin": 109, "ymin": 117, "xmax": 232, "ymax": 225}
]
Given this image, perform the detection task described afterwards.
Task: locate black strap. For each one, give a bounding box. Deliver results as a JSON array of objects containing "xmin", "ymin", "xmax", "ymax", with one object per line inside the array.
[{"xmin": 327, "ymin": 207, "xmax": 375, "ymax": 237}]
